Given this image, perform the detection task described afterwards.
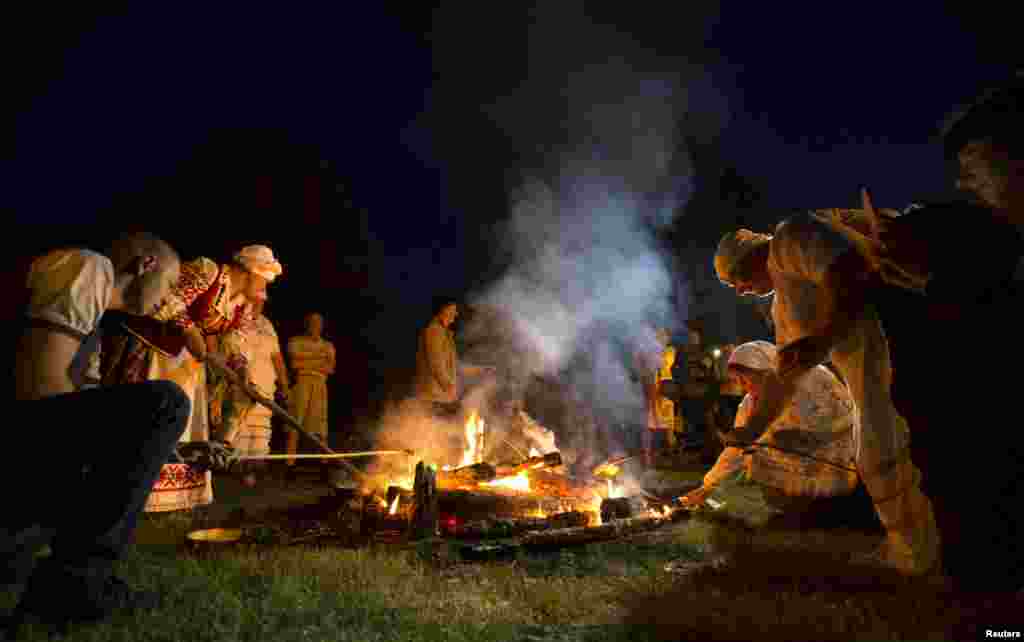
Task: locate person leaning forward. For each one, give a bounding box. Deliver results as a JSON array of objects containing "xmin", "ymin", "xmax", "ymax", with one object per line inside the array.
[
  {"xmin": 4, "ymin": 233, "xmax": 191, "ymax": 634},
  {"xmin": 867, "ymin": 72, "xmax": 1024, "ymax": 592},
  {"xmin": 713, "ymin": 210, "xmax": 941, "ymax": 578}
]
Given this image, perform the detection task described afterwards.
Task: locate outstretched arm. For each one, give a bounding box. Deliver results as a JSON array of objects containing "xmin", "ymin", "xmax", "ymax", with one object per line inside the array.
[
  {"xmin": 724, "ymin": 371, "xmax": 798, "ymax": 444},
  {"xmin": 777, "ymin": 250, "xmax": 873, "ymax": 378}
]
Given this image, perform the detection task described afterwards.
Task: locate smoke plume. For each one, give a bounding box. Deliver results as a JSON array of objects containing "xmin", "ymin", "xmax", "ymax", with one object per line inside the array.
[{"xmin": 459, "ymin": 5, "xmax": 725, "ymax": 465}]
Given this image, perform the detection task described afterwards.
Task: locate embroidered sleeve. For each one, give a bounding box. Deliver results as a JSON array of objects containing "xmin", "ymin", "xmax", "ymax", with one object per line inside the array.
[{"xmin": 151, "ymin": 257, "xmax": 219, "ymax": 329}]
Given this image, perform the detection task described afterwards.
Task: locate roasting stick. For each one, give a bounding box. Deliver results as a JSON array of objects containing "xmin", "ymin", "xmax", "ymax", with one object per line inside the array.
[
  {"xmin": 205, "ymin": 357, "xmax": 367, "ymax": 480},
  {"xmin": 235, "ymin": 451, "xmax": 414, "ymax": 461}
]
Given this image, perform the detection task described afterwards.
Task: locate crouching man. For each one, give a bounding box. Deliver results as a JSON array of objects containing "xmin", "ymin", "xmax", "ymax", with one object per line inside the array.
[
  {"xmin": 4, "ymin": 233, "xmax": 193, "ymax": 633},
  {"xmin": 713, "ymin": 213, "xmax": 940, "ymax": 577}
]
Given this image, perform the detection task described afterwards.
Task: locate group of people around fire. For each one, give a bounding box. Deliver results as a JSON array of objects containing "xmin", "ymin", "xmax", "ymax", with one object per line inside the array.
[
  {"xmin": 6, "ymin": 240, "xmax": 336, "ymax": 632},
  {"xmin": 687, "ymin": 73, "xmax": 1024, "ymax": 593},
  {"xmin": 4, "ymin": 71, "xmax": 1021, "ymax": 635}
]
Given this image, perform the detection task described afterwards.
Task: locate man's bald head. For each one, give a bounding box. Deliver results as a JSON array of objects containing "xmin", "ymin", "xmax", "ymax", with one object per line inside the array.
[
  {"xmin": 106, "ymin": 232, "xmax": 181, "ymax": 316},
  {"xmin": 107, "ymin": 232, "xmax": 179, "ymax": 275}
]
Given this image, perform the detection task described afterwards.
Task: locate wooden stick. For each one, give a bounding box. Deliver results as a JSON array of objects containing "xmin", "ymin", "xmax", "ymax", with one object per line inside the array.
[
  {"xmin": 205, "ymin": 358, "xmax": 366, "ymax": 480},
  {"xmin": 235, "ymin": 451, "xmax": 414, "ymax": 461}
]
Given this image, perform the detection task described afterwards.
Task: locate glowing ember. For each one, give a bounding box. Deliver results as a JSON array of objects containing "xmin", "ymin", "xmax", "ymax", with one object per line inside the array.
[
  {"xmin": 480, "ymin": 470, "xmax": 530, "ymax": 492},
  {"xmin": 527, "ymin": 502, "xmax": 547, "ymax": 519},
  {"xmin": 589, "ymin": 493, "xmax": 604, "ymax": 526},
  {"xmin": 388, "ymin": 494, "xmax": 400, "ymax": 515},
  {"xmin": 606, "ymin": 479, "xmax": 623, "ymax": 499},
  {"xmin": 593, "ymin": 463, "xmax": 621, "ymax": 480},
  {"xmin": 459, "ymin": 410, "xmax": 486, "ymax": 468}
]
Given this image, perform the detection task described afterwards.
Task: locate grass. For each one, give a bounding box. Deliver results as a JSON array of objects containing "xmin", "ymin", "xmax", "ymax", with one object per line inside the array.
[
  {"xmin": 2, "ymin": 512, "xmax": 712, "ymax": 642},
  {"xmin": 4, "ymin": 479, "xmax": 1023, "ymax": 641}
]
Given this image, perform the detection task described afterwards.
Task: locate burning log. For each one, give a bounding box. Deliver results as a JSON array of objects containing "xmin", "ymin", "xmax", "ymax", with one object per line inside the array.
[
  {"xmin": 452, "ymin": 511, "xmax": 593, "ymax": 539},
  {"xmin": 545, "ymin": 510, "xmax": 592, "ymax": 529},
  {"xmin": 497, "ymin": 451, "xmax": 563, "ymax": 476},
  {"xmin": 521, "ymin": 515, "xmax": 670, "ymax": 550},
  {"xmin": 600, "ymin": 496, "xmax": 648, "ymax": 523},
  {"xmin": 360, "ymin": 494, "xmax": 384, "ymax": 536},
  {"xmin": 437, "ymin": 462, "xmax": 497, "ymax": 487},
  {"xmin": 386, "ymin": 485, "xmax": 413, "ymax": 512},
  {"xmin": 527, "ymin": 470, "xmax": 593, "ymax": 498},
  {"xmin": 409, "ymin": 461, "xmax": 439, "ymax": 540},
  {"xmin": 436, "ymin": 489, "xmax": 585, "ymax": 522},
  {"xmin": 455, "ymin": 517, "xmax": 546, "ymax": 539}
]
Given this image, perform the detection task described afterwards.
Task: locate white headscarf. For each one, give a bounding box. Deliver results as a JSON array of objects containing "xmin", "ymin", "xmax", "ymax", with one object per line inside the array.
[{"xmin": 233, "ymin": 245, "xmax": 282, "ymax": 282}]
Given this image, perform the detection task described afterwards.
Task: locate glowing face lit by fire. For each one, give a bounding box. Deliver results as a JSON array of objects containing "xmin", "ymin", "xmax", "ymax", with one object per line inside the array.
[{"xmin": 438, "ymin": 303, "xmax": 458, "ymax": 328}]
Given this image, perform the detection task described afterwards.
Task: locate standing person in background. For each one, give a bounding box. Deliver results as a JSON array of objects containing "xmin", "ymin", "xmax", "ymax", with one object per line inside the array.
[
  {"xmin": 285, "ymin": 312, "xmax": 335, "ymax": 467},
  {"xmin": 633, "ymin": 325, "xmax": 662, "ymax": 467},
  {"xmin": 410, "ymin": 297, "xmax": 495, "ymax": 463},
  {"xmin": 680, "ymin": 318, "xmax": 716, "ymax": 450},
  {"xmin": 653, "ymin": 328, "xmax": 682, "ymax": 450}
]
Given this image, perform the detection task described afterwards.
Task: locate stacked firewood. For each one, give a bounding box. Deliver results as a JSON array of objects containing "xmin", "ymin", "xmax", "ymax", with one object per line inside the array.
[{"xmin": 521, "ymin": 514, "xmax": 670, "ymax": 549}]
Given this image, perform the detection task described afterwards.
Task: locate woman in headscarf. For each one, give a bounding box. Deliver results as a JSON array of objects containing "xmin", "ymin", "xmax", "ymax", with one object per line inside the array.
[
  {"xmin": 101, "ymin": 244, "xmax": 283, "ymax": 511},
  {"xmin": 680, "ymin": 341, "xmax": 858, "ymax": 511}
]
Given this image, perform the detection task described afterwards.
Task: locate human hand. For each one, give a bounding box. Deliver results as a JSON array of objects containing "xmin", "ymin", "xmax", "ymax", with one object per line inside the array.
[
  {"xmin": 185, "ymin": 328, "xmax": 207, "ymax": 361},
  {"xmin": 679, "ymin": 486, "xmax": 711, "ymax": 509},
  {"xmin": 205, "ymin": 351, "xmax": 229, "ymax": 373},
  {"xmin": 177, "ymin": 440, "xmax": 237, "ymax": 473}
]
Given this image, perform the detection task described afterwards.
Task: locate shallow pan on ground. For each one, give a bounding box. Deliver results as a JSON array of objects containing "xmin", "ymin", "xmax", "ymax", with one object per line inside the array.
[{"xmin": 185, "ymin": 527, "xmax": 244, "ymax": 553}]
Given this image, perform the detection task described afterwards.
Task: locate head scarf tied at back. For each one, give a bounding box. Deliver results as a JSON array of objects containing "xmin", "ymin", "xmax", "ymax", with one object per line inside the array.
[
  {"xmin": 727, "ymin": 340, "xmax": 777, "ymax": 373},
  {"xmin": 714, "ymin": 229, "xmax": 773, "ymax": 285},
  {"xmin": 233, "ymin": 245, "xmax": 283, "ymax": 282}
]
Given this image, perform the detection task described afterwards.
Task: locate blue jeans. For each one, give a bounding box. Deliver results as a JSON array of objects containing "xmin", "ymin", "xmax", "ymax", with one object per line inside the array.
[{"xmin": 6, "ymin": 381, "xmax": 189, "ymax": 571}]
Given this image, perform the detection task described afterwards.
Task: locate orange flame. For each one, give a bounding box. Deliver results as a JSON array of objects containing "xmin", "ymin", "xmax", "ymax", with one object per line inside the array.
[
  {"xmin": 480, "ymin": 470, "xmax": 530, "ymax": 492},
  {"xmin": 459, "ymin": 410, "xmax": 485, "ymax": 468},
  {"xmin": 607, "ymin": 479, "xmax": 623, "ymax": 499}
]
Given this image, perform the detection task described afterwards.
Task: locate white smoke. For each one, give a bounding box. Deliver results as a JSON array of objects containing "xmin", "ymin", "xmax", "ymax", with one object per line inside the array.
[{"xmin": 462, "ymin": 45, "xmax": 716, "ymax": 459}]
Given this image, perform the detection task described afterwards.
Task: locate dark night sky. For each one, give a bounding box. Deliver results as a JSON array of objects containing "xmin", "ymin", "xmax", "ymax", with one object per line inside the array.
[{"xmin": 7, "ymin": 2, "xmax": 1020, "ymax": 420}]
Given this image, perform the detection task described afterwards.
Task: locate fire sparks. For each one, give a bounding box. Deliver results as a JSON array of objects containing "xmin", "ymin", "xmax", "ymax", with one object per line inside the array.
[
  {"xmin": 480, "ymin": 470, "xmax": 530, "ymax": 492},
  {"xmin": 459, "ymin": 410, "xmax": 486, "ymax": 468}
]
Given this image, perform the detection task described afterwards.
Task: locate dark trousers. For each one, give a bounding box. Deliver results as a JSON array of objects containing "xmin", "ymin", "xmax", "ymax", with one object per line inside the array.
[
  {"xmin": 5, "ymin": 381, "xmax": 189, "ymax": 570},
  {"xmin": 894, "ymin": 378, "xmax": 1024, "ymax": 592}
]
